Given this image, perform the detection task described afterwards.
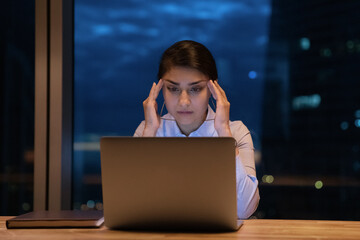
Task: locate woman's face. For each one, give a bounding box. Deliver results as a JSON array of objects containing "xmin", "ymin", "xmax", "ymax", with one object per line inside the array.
[{"xmin": 162, "ymin": 66, "xmax": 211, "ymax": 135}]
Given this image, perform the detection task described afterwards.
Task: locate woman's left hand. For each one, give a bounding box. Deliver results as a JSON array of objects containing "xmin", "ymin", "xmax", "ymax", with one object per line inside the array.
[{"xmin": 207, "ymin": 80, "xmax": 232, "ymax": 137}]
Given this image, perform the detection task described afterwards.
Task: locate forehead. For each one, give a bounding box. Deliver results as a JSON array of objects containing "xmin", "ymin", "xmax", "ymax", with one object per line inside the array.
[{"xmin": 162, "ymin": 66, "xmax": 209, "ymax": 84}]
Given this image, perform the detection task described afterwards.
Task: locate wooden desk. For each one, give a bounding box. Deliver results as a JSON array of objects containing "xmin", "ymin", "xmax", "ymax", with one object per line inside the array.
[{"xmin": 1, "ymin": 216, "xmax": 360, "ymax": 239}]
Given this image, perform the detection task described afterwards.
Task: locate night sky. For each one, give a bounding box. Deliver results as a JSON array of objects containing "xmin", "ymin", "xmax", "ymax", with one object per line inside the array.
[{"xmin": 74, "ymin": 0, "xmax": 271, "ymax": 149}]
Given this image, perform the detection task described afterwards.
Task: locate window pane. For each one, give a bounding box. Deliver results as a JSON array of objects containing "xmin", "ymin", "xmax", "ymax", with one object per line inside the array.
[
  {"xmin": 0, "ymin": 1, "xmax": 35, "ymax": 215},
  {"xmin": 73, "ymin": 0, "xmax": 360, "ymax": 220},
  {"xmin": 259, "ymin": 0, "xmax": 360, "ymax": 220},
  {"xmin": 73, "ymin": 0, "xmax": 269, "ymax": 211}
]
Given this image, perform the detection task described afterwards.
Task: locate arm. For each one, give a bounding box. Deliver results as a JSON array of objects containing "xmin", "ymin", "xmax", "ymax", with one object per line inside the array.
[
  {"xmin": 142, "ymin": 80, "xmax": 163, "ymax": 137},
  {"xmin": 234, "ymin": 129, "xmax": 260, "ymax": 219},
  {"xmin": 219, "ymin": 122, "xmax": 260, "ymax": 219},
  {"xmin": 207, "ymin": 80, "xmax": 259, "ymax": 219}
]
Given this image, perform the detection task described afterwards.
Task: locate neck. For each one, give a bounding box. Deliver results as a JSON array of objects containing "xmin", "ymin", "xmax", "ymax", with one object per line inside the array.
[
  {"xmin": 176, "ymin": 109, "xmax": 208, "ymax": 136},
  {"xmin": 177, "ymin": 124, "xmax": 196, "ymax": 136}
]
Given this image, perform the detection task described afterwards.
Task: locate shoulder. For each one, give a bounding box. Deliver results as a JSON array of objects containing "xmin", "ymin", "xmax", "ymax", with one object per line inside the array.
[
  {"xmin": 229, "ymin": 120, "xmax": 254, "ymax": 149},
  {"xmin": 229, "ymin": 120, "xmax": 250, "ymax": 136}
]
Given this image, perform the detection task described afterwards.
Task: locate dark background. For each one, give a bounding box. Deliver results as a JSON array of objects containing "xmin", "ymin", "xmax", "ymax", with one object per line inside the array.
[{"xmin": 1, "ymin": 0, "xmax": 359, "ymax": 220}]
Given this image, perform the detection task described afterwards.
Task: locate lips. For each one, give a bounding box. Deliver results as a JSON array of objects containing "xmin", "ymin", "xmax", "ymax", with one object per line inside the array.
[{"xmin": 177, "ymin": 111, "xmax": 193, "ymax": 114}]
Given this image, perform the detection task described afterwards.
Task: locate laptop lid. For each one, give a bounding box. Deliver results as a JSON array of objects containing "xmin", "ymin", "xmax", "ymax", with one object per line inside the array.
[{"xmin": 100, "ymin": 137, "xmax": 241, "ymax": 231}]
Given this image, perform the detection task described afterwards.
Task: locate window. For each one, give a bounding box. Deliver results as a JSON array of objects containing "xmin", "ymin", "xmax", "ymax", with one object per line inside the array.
[
  {"xmin": 73, "ymin": 0, "xmax": 269, "ymax": 211},
  {"xmin": 0, "ymin": 1, "xmax": 35, "ymax": 215},
  {"xmin": 259, "ymin": 0, "xmax": 360, "ymax": 220},
  {"xmin": 73, "ymin": 0, "xmax": 360, "ymax": 220}
]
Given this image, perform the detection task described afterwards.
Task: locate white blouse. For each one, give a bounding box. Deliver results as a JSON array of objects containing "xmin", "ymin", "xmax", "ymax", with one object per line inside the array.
[{"xmin": 134, "ymin": 105, "xmax": 260, "ymax": 219}]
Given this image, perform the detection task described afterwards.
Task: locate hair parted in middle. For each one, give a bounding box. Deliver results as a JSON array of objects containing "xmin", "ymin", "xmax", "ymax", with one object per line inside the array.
[{"xmin": 158, "ymin": 40, "xmax": 218, "ymax": 81}]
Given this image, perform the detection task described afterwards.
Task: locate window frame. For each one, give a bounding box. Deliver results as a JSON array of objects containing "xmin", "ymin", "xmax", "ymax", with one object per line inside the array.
[{"xmin": 34, "ymin": 0, "xmax": 73, "ymax": 211}]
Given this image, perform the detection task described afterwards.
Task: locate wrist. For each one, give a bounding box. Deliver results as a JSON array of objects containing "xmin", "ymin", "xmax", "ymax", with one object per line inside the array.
[
  {"xmin": 142, "ymin": 126, "xmax": 157, "ymax": 137},
  {"xmin": 216, "ymin": 125, "xmax": 232, "ymax": 137}
]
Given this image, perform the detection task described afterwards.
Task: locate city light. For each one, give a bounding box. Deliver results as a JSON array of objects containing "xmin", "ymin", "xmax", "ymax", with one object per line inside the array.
[
  {"xmin": 321, "ymin": 48, "xmax": 332, "ymax": 57},
  {"xmin": 248, "ymin": 71, "xmax": 257, "ymax": 79},
  {"xmin": 262, "ymin": 175, "xmax": 274, "ymax": 184},
  {"xmin": 355, "ymin": 119, "xmax": 360, "ymax": 128},
  {"xmin": 346, "ymin": 40, "xmax": 354, "ymax": 49},
  {"xmin": 73, "ymin": 142, "xmax": 100, "ymax": 151},
  {"xmin": 315, "ymin": 180, "xmax": 323, "ymax": 189},
  {"xmin": 340, "ymin": 121, "xmax": 349, "ymax": 130},
  {"xmin": 87, "ymin": 200, "xmax": 95, "ymax": 208},
  {"xmin": 266, "ymin": 175, "xmax": 274, "ymax": 183},
  {"xmin": 96, "ymin": 202, "xmax": 103, "ymax": 210},
  {"xmin": 292, "ymin": 94, "xmax": 321, "ymax": 110},
  {"xmin": 262, "ymin": 175, "xmax": 266, "ymax": 183},
  {"xmin": 300, "ymin": 37, "xmax": 310, "ymax": 50},
  {"xmin": 22, "ymin": 202, "xmax": 31, "ymax": 211},
  {"xmin": 355, "ymin": 110, "xmax": 360, "ymax": 118}
]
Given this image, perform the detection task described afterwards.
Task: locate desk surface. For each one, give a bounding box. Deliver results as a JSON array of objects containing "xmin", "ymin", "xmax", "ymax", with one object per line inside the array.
[{"xmin": 1, "ymin": 216, "xmax": 360, "ymax": 239}]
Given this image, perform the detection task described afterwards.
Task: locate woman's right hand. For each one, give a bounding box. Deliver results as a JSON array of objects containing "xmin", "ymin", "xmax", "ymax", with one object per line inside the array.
[{"xmin": 142, "ymin": 79, "xmax": 163, "ymax": 136}]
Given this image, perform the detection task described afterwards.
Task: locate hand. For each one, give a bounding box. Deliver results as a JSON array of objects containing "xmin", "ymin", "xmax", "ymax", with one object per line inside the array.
[
  {"xmin": 142, "ymin": 79, "xmax": 163, "ymax": 136},
  {"xmin": 207, "ymin": 80, "xmax": 232, "ymax": 137}
]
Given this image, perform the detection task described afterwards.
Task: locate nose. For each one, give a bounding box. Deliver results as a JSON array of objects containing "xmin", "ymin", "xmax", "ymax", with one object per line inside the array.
[{"xmin": 178, "ymin": 90, "xmax": 191, "ymax": 107}]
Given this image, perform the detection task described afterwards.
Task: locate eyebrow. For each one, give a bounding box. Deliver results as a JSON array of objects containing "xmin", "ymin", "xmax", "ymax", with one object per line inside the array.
[{"xmin": 164, "ymin": 79, "xmax": 207, "ymax": 86}]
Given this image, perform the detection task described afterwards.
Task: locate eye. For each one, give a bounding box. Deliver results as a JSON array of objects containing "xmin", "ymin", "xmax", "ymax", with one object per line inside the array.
[
  {"xmin": 189, "ymin": 87, "xmax": 203, "ymax": 93},
  {"xmin": 167, "ymin": 86, "xmax": 180, "ymax": 93}
]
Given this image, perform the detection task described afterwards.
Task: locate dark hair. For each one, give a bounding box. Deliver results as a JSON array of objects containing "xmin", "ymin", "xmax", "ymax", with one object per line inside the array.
[{"xmin": 158, "ymin": 40, "xmax": 218, "ymax": 80}]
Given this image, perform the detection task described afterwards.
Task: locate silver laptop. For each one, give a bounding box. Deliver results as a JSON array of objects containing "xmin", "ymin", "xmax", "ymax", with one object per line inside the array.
[{"xmin": 100, "ymin": 137, "xmax": 243, "ymax": 231}]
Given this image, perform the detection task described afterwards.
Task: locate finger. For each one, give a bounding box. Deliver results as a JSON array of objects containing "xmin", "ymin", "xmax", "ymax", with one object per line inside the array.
[
  {"xmin": 210, "ymin": 80, "xmax": 224, "ymax": 102},
  {"xmin": 207, "ymin": 80, "xmax": 218, "ymax": 100},
  {"xmin": 154, "ymin": 101, "xmax": 158, "ymax": 112},
  {"xmin": 214, "ymin": 80, "xmax": 228, "ymax": 100},
  {"xmin": 148, "ymin": 82, "xmax": 156, "ymax": 100},
  {"xmin": 152, "ymin": 79, "xmax": 163, "ymax": 99}
]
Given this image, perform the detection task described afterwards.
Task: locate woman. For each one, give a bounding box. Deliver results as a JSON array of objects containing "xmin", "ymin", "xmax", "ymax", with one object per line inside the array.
[{"xmin": 134, "ymin": 40, "xmax": 259, "ymax": 219}]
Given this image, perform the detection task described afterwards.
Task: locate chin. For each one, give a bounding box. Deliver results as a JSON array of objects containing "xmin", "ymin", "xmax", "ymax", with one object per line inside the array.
[{"xmin": 175, "ymin": 116, "xmax": 195, "ymax": 126}]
